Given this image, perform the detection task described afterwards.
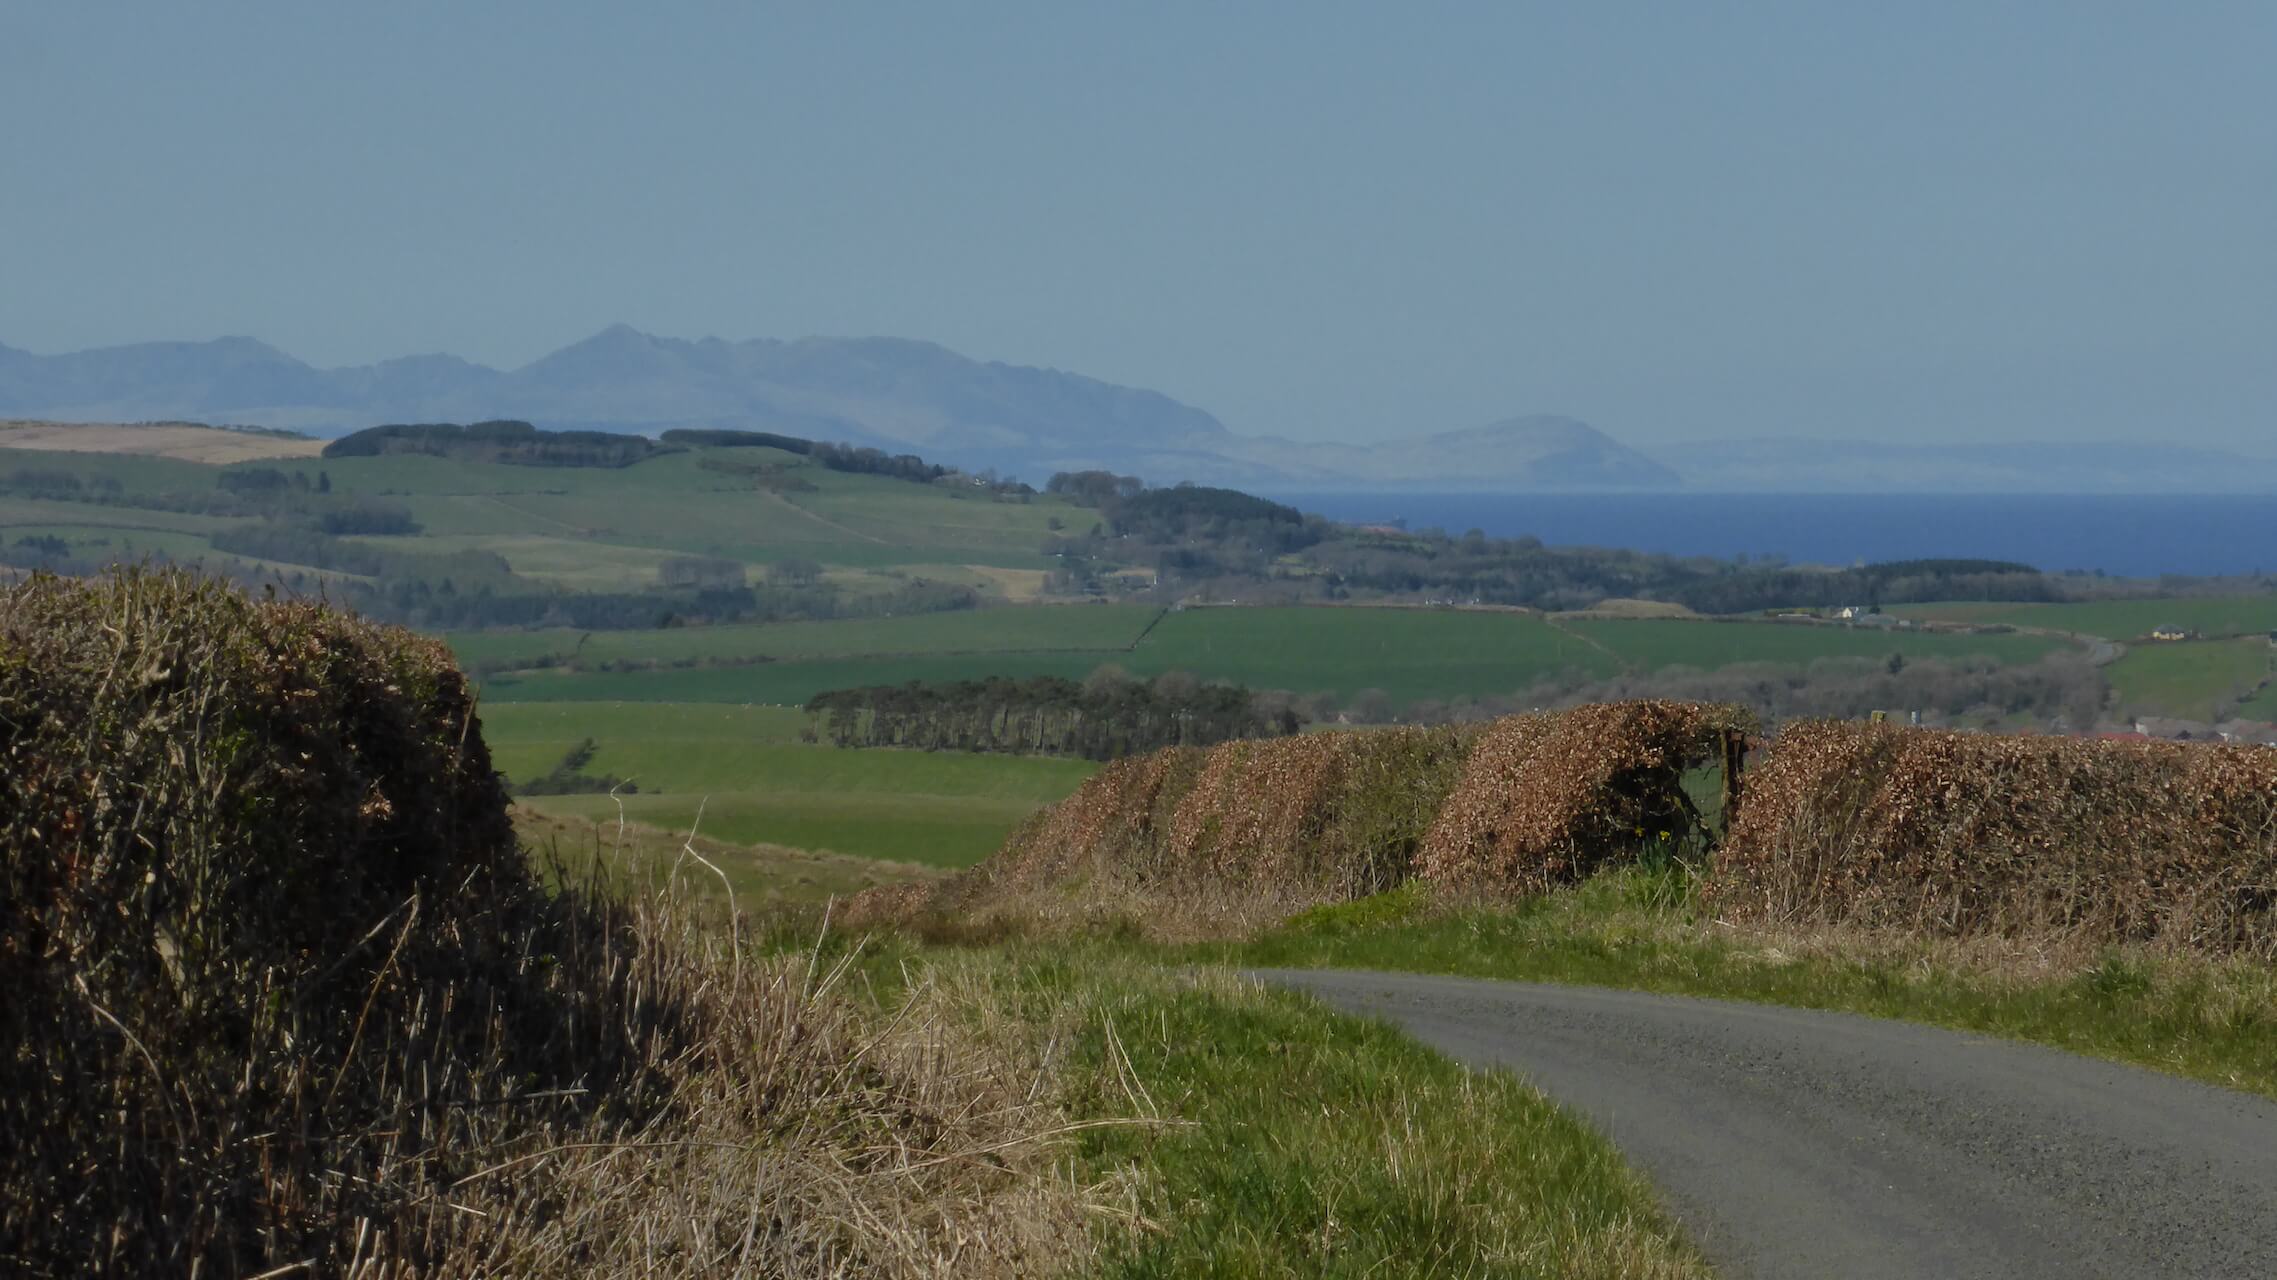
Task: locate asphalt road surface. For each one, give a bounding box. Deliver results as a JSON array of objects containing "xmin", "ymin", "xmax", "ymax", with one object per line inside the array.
[{"xmin": 1253, "ymin": 969, "xmax": 2277, "ymax": 1280}]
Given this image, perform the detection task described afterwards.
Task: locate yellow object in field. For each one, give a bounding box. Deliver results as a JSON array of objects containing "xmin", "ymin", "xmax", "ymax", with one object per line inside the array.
[{"xmin": 1870, "ymin": 710, "xmax": 1888, "ymax": 723}]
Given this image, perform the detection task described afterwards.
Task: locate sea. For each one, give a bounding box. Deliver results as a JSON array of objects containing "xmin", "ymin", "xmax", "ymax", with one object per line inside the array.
[{"xmin": 1263, "ymin": 492, "xmax": 2277, "ymax": 580}]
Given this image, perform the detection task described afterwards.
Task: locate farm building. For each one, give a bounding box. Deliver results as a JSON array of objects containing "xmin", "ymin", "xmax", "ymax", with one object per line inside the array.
[{"xmin": 2149, "ymin": 624, "xmax": 2194, "ymax": 641}]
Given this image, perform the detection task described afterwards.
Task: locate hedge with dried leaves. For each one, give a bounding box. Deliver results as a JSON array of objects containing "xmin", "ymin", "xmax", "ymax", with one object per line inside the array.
[
  {"xmin": 1707, "ymin": 721, "xmax": 2277, "ymax": 954},
  {"xmin": 1416, "ymin": 700, "xmax": 1756, "ymax": 894}
]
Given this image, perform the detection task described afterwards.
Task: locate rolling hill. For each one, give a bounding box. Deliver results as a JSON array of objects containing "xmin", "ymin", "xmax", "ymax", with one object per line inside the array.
[{"xmin": 0, "ymin": 330, "xmax": 1680, "ymax": 490}]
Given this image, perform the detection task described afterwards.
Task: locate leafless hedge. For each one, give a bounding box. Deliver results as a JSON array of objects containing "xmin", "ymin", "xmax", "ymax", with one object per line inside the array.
[
  {"xmin": 1, "ymin": 570, "xmax": 1084, "ymax": 1277},
  {"xmin": 1707, "ymin": 721, "xmax": 2277, "ymax": 955},
  {"xmin": 1416, "ymin": 701, "xmax": 1755, "ymax": 894}
]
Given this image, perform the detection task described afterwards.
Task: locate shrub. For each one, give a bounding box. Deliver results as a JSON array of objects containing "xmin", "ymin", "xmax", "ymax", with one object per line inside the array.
[
  {"xmin": 1415, "ymin": 700, "xmax": 1756, "ymax": 895},
  {"xmin": 879, "ymin": 726, "xmax": 1480, "ymax": 939},
  {"xmin": 1705, "ymin": 721, "xmax": 2277, "ymax": 955},
  {"xmin": 0, "ymin": 568, "xmax": 526, "ymax": 1271},
  {"xmin": 1, "ymin": 570, "xmax": 1082, "ymax": 1276}
]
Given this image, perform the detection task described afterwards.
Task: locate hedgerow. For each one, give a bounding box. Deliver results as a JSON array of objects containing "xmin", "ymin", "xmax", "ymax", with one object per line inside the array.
[
  {"xmin": 1707, "ymin": 721, "xmax": 2277, "ymax": 955},
  {"xmin": 874, "ymin": 703, "xmax": 1750, "ymax": 938},
  {"xmin": 1, "ymin": 570, "xmax": 1086, "ymax": 1277},
  {"xmin": 1415, "ymin": 701, "xmax": 1755, "ymax": 894}
]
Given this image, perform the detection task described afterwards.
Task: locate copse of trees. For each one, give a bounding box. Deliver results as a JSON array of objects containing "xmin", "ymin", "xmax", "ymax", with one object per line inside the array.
[
  {"xmin": 314, "ymin": 499, "xmax": 421, "ymax": 536},
  {"xmin": 1665, "ymin": 560, "xmax": 2060, "ymax": 615},
  {"xmin": 660, "ymin": 426, "xmax": 989, "ymax": 487},
  {"xmin": 659, "ymin": 428, "xmax": 816, "ymax": 453},
  {"xmin": 323, "ymin": 420, "xmax": 677, "ymax": 468},
  {"xmin": 1046, "ymin": 470, "xmax": 1145, "ymax": 505},
  {"xmin": 806, "ymin": 669, "xmax": 1304, "ymax": 759}
]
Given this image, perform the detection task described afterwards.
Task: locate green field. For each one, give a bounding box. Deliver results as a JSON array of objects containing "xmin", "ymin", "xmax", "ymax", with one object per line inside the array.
[
  {"xmin": 479, "ymin": 652, "xmax": 1121, "ymax": 704},
  {"xmin": 486, "ymin": 700, "xmax": 1093, "ymax": 865},
  {"xmin": 474, "ymin": 605, "xmax": 2085, "ymax": 709},
  {"xmin": 452, "ymin": 602, "xmax": 1160, "ymax": 670},
  {"xmin": 0, "ymin": 442, "xmax": 1080, "ymax": 595},
  {"xmin": 2104, "ymin": 638, "xmax": 2276, "ymax": 721},
  {"xmin": 472, "ymin": 606, "xmax": 1620, "ymax": 705},
  {"xmin": 1565, "ymin": 617, "xmax": 2069, "ymax": 670},
  {"xmin": 1894, "ymin": 596, "xmax": 2277, "ymax": 641}
]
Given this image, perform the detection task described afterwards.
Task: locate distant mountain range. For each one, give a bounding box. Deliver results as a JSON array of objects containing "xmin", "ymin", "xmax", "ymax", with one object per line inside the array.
[
  {"xmin": 4, "ymin": 329, "xmax": 2271, "ymax": 492},
  {"xmin": 0, "ymin": 328, "xmax": 1672, "ymax": 490}
]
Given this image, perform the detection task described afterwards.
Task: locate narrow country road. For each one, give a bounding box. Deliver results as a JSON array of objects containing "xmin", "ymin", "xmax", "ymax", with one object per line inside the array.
[{"xmin": 1253, "ymin": 969, "xmax": 2277, "ymax": 1280}]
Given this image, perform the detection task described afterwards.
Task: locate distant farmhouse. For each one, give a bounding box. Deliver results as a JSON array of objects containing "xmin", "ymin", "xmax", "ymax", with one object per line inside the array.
[{"xmin": 2148, "ymin": 624, "xmax": 2195, "ymax": 642}]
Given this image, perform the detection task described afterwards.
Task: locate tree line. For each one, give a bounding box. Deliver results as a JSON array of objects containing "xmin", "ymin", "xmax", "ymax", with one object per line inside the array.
[
  {"xmin": 805, "ymin": 671, "xmax": 1304, "ymax": 759},
  {"xmin": 324, "ymin": 421, "xmax": 675, "ymax": 467}
]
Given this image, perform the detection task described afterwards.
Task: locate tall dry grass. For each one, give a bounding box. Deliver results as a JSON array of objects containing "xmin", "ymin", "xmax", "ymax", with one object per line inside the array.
[{"xmin": 0, "ymin": 569, "xmax": 1091, "ymax": 1277}]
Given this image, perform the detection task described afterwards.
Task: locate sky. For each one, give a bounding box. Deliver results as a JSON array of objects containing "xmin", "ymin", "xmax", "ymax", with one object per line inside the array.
[{"xmin": 2, "ymin": 2, "xmax": 2271, "ymax": 450}]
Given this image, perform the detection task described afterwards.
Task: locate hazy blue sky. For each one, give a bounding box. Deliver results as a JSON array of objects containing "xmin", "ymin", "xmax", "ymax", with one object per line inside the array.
[{"xmin": 3, "ymin": 3, "xmax": 2271, "ymax": 448}]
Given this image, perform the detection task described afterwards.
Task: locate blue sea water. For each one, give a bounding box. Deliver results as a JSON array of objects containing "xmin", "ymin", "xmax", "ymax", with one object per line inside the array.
[{"xmin": 1265, "ymin": 492, "xmax": 2277, "ymax": 580}]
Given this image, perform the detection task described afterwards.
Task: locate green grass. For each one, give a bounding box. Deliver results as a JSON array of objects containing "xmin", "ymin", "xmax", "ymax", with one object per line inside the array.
[
  {"xmin": 1176, "ymin": 867, "xmax": 2277, "ymax": 1100},
  {"xmin": 471, "ymin": 605, "xmax": 2081, "ymax": 710},
  {"xmin": 477, "ymin": 651, "xmax": 1120, "ymax": 704},
  {"xmin": 2238, "ymin": 675, "xmax": 2277, "ymax": 720},
  {"xmin": 477, "ymin": 700, "xmax": 810, "ymax": 775},
  {"xmin": 451, "ymin": 603, "xmax": 1159, "ymax": 670},
  {"xmin": 1564, "ymin": 616, "xmax": 2070, "ymax": 670},
  {"xmin": 512, "ymin": 804, "xmax": 941, "ymax": 905},
  {"xmin": 0, "ymin": 493, "xmax": 242, "ymax": 537},
  {"xmin": 526, "ymin": 787, "xmax": 1067, "ymax": 867},
  {"xmin": 2104, "ymin": 637, "xmax": 2275, "ymax": 720},
  {"xmin": 0, "ymin": 444, "xmax": 1088, "ymax": 592},
  {"xmin": 493, "ymin": 702, "xmax": 1096, "ymax": 866},
  {"xmin": 1892, "ymin": 595, "xmax": 2277, "ymax": 641},
  {"xmin": 963, "ymin": 954, "xmax": 1708, "ymax": 1278},
  {"xmin": 1131, "ymin": 606, "xmax": 1617, "ymax": 700},
  {"xmin": 326, "ymin": 447, "xmax": 1075, "ymax": 565},
  {"xmin": 475, "ymin": 606, "xmax": 1624, "ymax": 706}
]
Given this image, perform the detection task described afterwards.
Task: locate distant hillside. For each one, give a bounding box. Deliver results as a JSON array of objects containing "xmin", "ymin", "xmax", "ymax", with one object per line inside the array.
[
  {"xmin": 0, "ymin": 330, "xmax": 1679, "ymax": 491},
  {"xmin": 0, "ymin": 419, "xmax": 322, "ymax": 464}
]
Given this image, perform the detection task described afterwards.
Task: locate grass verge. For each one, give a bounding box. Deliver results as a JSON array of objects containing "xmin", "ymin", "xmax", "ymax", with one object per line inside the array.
[
  {"xmin": 906, "ymin": 950, "xmax": 1709, "ymax": 1279},
  {"xmin": 1187, "ymin": 866, "xmax": 2277, "ymax": 1099}
]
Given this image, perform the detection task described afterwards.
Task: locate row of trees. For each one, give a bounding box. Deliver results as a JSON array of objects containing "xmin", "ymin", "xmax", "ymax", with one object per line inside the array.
[
  {"xmin": 324, "ymin": 421, "xmax": 674, "ymax": 468},
  {"xmin": 1035, "ymin": 467, "xmax": 2099, "ymax": 613},
  {"xmin": 806, "ymin": 671, "xmax": 1304, "ymax": 759}
]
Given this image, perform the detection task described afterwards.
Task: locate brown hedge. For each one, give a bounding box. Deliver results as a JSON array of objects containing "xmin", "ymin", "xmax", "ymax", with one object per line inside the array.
[
  {"xmin": 1706, "ymin": 721, "xmax": 2277, "ymax": 954},
  {"xmin": 880, "ymin": 702, "xmax": 1758, "ymax": 938},
  {"xmin": 883, "ymin": 725, "xmax": 1480, "ymax": 937},
  {"xmin": 0, "ymin": 569, "xmax": 536, "ymax": 1272},
  {"xmin": 1416, "ymin": 700, "xmax": 1755, "ymax": 893}
]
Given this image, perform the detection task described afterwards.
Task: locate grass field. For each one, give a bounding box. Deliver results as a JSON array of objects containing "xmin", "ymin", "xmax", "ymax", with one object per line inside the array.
[
  {"xmin": 511, "ymin": 804, "xmax": 941, "ymax": 905},
  {"xmin": 1893, "ymin": 596, "xmax": 2277, "ymax": 641},
  {"xmin": 478, "ymin": 651, "xmax": 1120, "ymax": 704},
  {"xmin": 2103, "ymin": 637, "xmax": 2275, "ymax": 720},
  {"xmin": 0, "ymin": 420, "xmax": 324, "ymax": 463},
  {"xmin": 473, "ymin": 605, "xmax": 2083, "ymax": 709},
  {"xmin": 998, "ymin": 957, "xmax": 1708, "ymax": 1278},
  {"xmin": 0, "ymin": 441, "xmax": 1083, "ymax": 596},
  {"xmin": 488, "ymin": 700, "xmax": 1093, "ymax": 865},
  {"xmin": 1564, "ymin": 616, "xmax": 2068, "ymax": 670},
  {"xmin": 452, "ymin": 602, "xmax": 1160, "ymax": 670},
  {"xmin": 470, "ymin": 606, "xmax": 1622, "ymax": 705}
]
